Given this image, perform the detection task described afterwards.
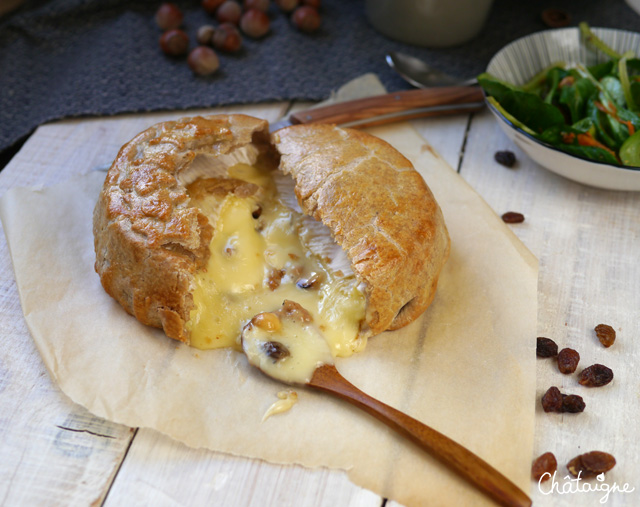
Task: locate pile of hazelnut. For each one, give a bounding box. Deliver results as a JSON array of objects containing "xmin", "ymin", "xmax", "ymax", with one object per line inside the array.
[{"xmin": 156, "ymin": 0, "xmax": 322, "ymax": 76}]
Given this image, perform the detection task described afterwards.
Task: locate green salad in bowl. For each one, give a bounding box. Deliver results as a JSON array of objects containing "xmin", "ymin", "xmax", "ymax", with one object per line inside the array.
[{"xmin": 479, "ymin": 23, "xmax": 640, "ymax": 169}]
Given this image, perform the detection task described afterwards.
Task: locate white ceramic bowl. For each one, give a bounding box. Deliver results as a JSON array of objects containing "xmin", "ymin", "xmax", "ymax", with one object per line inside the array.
[{"xmin": 486, "ymin": 27, "xmax": 640, "ymax": 191}]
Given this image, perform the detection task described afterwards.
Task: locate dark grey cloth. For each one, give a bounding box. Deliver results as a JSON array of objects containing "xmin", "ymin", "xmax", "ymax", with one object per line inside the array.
[{"xmin": 1, "ymin": 0, "xmax": 639, "ymax": 154}]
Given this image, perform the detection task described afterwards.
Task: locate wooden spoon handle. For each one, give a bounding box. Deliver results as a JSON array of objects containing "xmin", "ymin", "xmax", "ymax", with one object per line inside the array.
[
  {"xmin": 309, "ymin": 364, "xmax": 531, "ymax": 507},
  {"xmin": 289, "ymin": 86, "xmax": 485, "ymax": 128}
]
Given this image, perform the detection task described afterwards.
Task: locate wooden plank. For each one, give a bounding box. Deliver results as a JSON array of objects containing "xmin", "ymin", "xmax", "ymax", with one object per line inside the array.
[
  {"xmin": 0, "ymin": 242, "xmax": 135, "ymax": 506},
  {"xmin": 104, "ymin": 428, "xmax": 382, "ymax": 507},
  {"xmin": 409, "ymin": 114, "xmax": 471, "ymax": 171},
  {"xmin": 457, "ymin": 109, "xmax": 640, "ymax": 507}
]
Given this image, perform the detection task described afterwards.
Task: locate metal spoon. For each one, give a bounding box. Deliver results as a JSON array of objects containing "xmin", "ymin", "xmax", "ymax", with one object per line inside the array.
[
  {"xmin": 387, "ymin": 51, "xmax": 478, "ymax": 88},
  {"xmin": 241, "ymin": 308, "xmax": 531, "ymax": 507}
]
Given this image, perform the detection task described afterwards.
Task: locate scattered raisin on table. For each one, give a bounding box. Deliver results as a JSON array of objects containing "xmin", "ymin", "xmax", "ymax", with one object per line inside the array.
[
  {"xmin": 542, "ymin": 387, "xmax": 585, "ymax": 413},
  {"xmin": 557, "ymin": 347, "xmax": 580, "ymax": 374},
  {"xmin": 501, "ymin": 211, "xmax": 525, "ymax": 224},
  {"xmin": 532, "ymin": 452, "xmax": 557, "ymax": 481},
  {"xmin": 541, "ymin": 386, "xmax": 563, "ymax": 413},
  {"xmin": 536, "ymin": 337, "xmax": 558, "ymax": 357},
  {"xmin": 541, "ymin": 8, "xmax": 571, "ymax": 28},
  {"xmin": 561, "ymin": 394, "xmax": 586, "ymax": 413},
  {"xmin": 578, "ymin": 364, "xmax": 614, "ymax": 387},
  {"xmin": 595, "ymin": 323, "xmax": 616, "ymax": 348},
  {"xmin": 494, "ymin": 150, "xmax": 516, "ymax": 168},
  {"xmin": 567, "ymin": 451, "xmax": 616, "ymax": 478}
]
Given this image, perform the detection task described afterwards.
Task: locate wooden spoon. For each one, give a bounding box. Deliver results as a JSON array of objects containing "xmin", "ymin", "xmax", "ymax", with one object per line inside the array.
[
  {"xmin": 241, "ymin": 307, "xmax": 532, "ymax": 507},
  {"xmin": 309, "ymin": 363, "xmax": 531, "ymax": 507}
]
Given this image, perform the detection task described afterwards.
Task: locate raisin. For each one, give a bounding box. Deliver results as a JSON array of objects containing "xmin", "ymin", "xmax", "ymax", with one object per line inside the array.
[
  {"xmin": 532, "ymin": 452, "xmax": 557, "ymax": 482},
  {"xmin": 541, "ymin": 8, "xmax": 571, "ymax": 28},
  {"xmin": 251, "ymin": 205, "xmax": 262, "ymax": 219},
  {"xmin": 541, "ymin": 386, "xmax": 563, "ymax": 413},
  {"xmin": 536, "ymin": 337, "xmax": 558, "ymax": 357},
  {"xmin": 561, "ymin": 394, "xmax": 586, "ymax": 413},
  {"xmin": 501, "ymin": 211, "xmax": 525, "ymax": 224},
  {"xmin": 494, "ymin": 150, "xmax": 516, "ymax": 168},
  {"xmin": 557, "ymin": 348, "xmax": 580, "ymax": 374},
  {"xmin": 262, "ymin": 341, "xmax": 290, "ymax": 361},
  {"xmin": 581, "ymin": 451, "xmax": 617, "ymax": 475},
  {"xmin": 542, "ymin": 387, "xmax": 585, "ymax": 413},
  {"xmin": 578, "ymin": 364, "xmax": 614, "ymax": 387},
  {"xmin": 595, "ymin": 324, "xmax": 616, "ymax": 348},
  {"xmin": 567, "ymin": 451, "xmax": 616, "ymax": 478}
]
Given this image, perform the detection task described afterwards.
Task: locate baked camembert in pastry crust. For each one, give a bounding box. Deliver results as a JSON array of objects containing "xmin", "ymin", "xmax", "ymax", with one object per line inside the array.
[{"xmin": 93, "ymin": 114, "xmax": 450, "ymax": 358}]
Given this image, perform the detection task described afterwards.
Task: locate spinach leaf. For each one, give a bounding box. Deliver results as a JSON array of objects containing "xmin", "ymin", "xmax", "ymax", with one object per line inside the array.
[
  {"xmin": 600, "ymin": 76, "xmax": 626, "ymax": 108},
  {"xmin": 543, "ymin": 67, "xmax": 569, "ymax": 103},
  {"xmin": 571, "ymin": 117, "xmax": 596, "ymax": 135},
  {"xmin": 616, "ymin": 107, "xmax": 640, "ymax": 130},
  {"xmin": 558, "ymin": 77, "xmax": 598, "ymax": 123},
  {"xmin": 539, "ymin": 125, "xmax": 619, "ymax": 164},
  {"xmin": 620, "ymin": 130, "xmax": 640, "ymax": 166},
  {"xmin": 558, "ymin": 143, "xmax": 620, "ymax": 164},
  {"xmin": 587, "ymin": 60, "xmax": 615, "ymax": 80},
  {"xmin": 586, "ymin": 99, "xmax": 620, "ymax": 150},
  {"xmin": 624, "ymin": 58, "xmax": 640, "ymax": 76},
  {"xmin": 478, "ymin": 74, "xmax": 565, "ymax": 133}
]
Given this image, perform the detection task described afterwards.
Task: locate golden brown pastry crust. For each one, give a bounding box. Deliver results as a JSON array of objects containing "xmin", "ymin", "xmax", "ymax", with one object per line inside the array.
[
  {"xmin": 271, "ymin": 124, "xmax": 450, "ymax": 337},
  {"xmin": 93, "ymin": 114, "xmax": 272, "ymax": 342},
  {"xmin": 94, "ymin": 114, "xmax": 450, "ymax": 343}
]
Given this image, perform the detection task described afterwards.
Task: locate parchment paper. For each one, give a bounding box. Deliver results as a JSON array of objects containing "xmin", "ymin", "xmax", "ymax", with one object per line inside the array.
[{"xmin": 0, "ymin": 99, "xmax": 537, "ymax": 505}]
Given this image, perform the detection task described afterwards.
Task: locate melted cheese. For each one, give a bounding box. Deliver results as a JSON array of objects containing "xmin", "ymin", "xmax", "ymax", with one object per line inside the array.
[
  {"xmin": 243, "ymin": 309, "xmax": 335, "ymax": 384},
  {"xmin": 186, "ymin": 163, "xmax": 366, "ymax": 358},
  {"xmin": 262, "ymin": 390, "xmax": 298, "ymax": 422}
]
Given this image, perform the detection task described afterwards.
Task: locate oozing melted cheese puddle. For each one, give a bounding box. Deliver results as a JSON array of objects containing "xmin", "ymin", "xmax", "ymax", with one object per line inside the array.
[{"xmin": 186, "ymin": 163, "xmax": 366, "ymax": 367}]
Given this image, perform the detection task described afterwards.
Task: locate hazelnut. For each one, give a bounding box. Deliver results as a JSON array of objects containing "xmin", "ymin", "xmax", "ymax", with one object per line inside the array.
[
  {"xmin": 239, "ymin": 8, "xmax": 270, "ymax": 38},
  {"xmin": 202, "ymin": 0, "xmax": 225, "ymax": 14},
  {"xmin": 187, "ymin": 46, "xmax": 220, "ymax": 76},
  {"xmin": 213, "ymin": 22, "xmax": 243, "ymax": 52},
  {"xmin": 197, "ymin": 24, "xmax": 216, "ymax": 45},
  {"xmin": 217, "ymin": 1, "xmax": 242, "ymax": 24},
  {"xmin": 292, "ymin": 5, "xmax": 320, "ymax": 33},
  {"xmin": 155, "ymin": 3, "xmax": 183, "ymax": 31},
  {"xmin": 275, "ymin": 0, "xmax": 299, "ymax": 12},
  {"xmin": 159, "ymin": 29, "xmax": 189, "ymax": 56}
]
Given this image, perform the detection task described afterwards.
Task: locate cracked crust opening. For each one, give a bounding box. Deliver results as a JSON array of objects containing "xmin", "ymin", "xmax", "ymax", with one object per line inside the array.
[{"xmin": 94, "ymin": 115, "xmax": 450, "ymax": 344}]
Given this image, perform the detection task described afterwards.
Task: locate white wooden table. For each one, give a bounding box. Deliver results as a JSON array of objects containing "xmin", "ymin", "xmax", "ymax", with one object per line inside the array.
[{"xmin": 1, "ymin": 100, "xmax": 638, "ymax": 507}]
